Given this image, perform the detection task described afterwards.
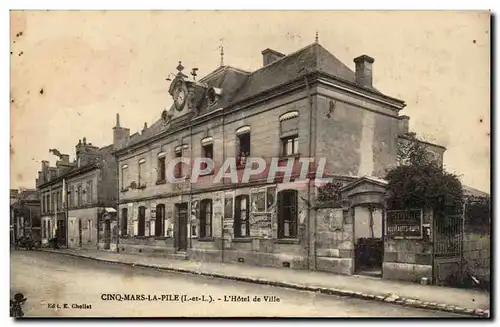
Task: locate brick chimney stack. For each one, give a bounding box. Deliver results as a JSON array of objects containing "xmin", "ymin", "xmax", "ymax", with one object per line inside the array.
[
  {"xmin": 398, "ymin": 115, "xmax": 410, "ymax": 135},
  {"xmin": 353, "ymin": 55, "xmax": 375, "ymax": 89}
]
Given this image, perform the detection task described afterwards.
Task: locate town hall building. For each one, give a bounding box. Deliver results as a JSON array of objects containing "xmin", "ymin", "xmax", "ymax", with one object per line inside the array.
[{"xmin": 112, "ymin": 40, "xmax": 445, "ymax": 281}]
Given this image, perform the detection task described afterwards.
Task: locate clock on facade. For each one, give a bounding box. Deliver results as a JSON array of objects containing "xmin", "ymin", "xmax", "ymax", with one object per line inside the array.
[{"xmin": 173, "ymin": 81, "xmax": 187, "ymax": 111}]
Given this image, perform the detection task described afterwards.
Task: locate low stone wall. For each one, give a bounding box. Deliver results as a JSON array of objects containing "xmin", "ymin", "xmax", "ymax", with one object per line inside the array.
[{"xmin": 463, "ymin": 232, "xmax": 490, "ymax": 282}]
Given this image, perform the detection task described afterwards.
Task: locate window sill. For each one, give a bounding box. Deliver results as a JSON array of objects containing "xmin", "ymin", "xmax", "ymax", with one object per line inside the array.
[
  {"xmin": 232, "ymin": 238, "xmax": 252, "ymax": 243},
  {"xmin": 135, "ymin": 236, "xmax": 150, "ymax": 239},
  {"xmin": 156, "ymin": 180, "xmax": 166, "ymax": 185},
  {"xmin": 198, "ymin": 237, "xmax": 214, "ymax": 242},
  {"xmin": 279, "ymin": 153, "xmax": 301, "ymax": 161},
  {"xmin": 120, "ymin": 188, "xmax": 129, "ymax": 193},
  {"xmin": 155, "ymin": 236, "xmax": 167, "ymax": 240},
  {"xmin": 137, "ymin": 184, "xmax": 147, "ymax": 189},
  {"xmin": 275, "ymin": 238, "xmax": 300, "ymax": 244}
]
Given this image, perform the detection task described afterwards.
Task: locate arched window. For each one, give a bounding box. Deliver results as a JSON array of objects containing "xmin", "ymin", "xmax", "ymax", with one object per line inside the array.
[
  {"xmin": 277, "ymin": 189, "xmax": 298, "ymax": 238},
  {"xmin": 200, "ymin": 199, "xmax": 212, "ymax": 238},
  {"xmin": 155, "ymin": 204, "xmax": 165, "ymax": 237},
  {"xmin": 280, "ymin": 111, "xmax": 299, "ymax": 157},
  {"xmin": 236, "ymin": 126, "xmax": 251, "ymax": 168},
  {"xmin": 137, "ymin": 206, "xmax": 146, "ymax": 237},
  {"xmin": 121, "ymin": 208, "xmax": 128, "ymax": 236}
]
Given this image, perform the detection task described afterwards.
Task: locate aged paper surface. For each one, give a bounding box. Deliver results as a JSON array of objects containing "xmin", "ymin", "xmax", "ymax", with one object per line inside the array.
[{"xmin": 10, "ymin": 11, "xmax": 490, "ymax": 318}]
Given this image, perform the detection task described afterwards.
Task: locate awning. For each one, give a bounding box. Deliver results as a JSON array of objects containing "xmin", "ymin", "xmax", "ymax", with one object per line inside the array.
[{"xmin": 104, "ymin": 208, "xmax": 117, "ymax": 213}]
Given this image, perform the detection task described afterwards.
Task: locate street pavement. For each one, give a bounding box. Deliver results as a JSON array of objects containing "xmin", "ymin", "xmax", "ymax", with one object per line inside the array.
[{"xmin": 10, "ymin": 250, "xmax": 467, "ymax": 318}]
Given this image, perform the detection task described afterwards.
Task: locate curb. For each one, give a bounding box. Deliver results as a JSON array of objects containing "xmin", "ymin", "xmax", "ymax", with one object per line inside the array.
[{"xmin": 40, "ymin": 249, "xmax": 490, "ymax": 318}]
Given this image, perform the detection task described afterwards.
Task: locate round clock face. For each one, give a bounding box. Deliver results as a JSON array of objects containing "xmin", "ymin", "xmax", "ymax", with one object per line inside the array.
[{"xmin": 173, "ymin": 82, "xmax": 187, "ymax": 111}]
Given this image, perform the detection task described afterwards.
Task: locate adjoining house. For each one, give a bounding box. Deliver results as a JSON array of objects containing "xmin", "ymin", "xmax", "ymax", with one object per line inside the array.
[
  {"xmin": 10, "ymin": 189, "xmax": 41, "ymax": 244},
  {"xmin": 111, "ymin": 40, "xmax": 448, "ymax": 283},
  {"xmin": 36, "ymin": 124, "xmax": 119, "ymax": 249}
]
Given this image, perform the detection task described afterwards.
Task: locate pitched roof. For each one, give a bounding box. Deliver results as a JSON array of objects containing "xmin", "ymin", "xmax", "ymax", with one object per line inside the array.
[
  {"xmin": 230, "ymin": 43, "xmax": 371, "ymax": 103},
  {"xmin": 123, "ymin": 42, "xmax": 395, "ymax": 149},
  {"xmin": 463, "ymin": 185, "xmax": 489, "ymax": 198}
]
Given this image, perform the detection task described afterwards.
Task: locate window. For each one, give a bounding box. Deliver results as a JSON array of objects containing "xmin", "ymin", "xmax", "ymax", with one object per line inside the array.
[
  {"xmin": 86, "ymin": 181, "xmax": 93, "ymax": 204},
  {"xmin": 138, "ymin": 206, "xmax": 146, "ymax": 237},
  {"xmin": 88, "ymin": 220, "xmax": 92, "ymax": 242},
  {"xmin": 43, "ymin": 220, "xmax": 47, "ymax": 238},
  {"xmin": 48, "ymin": 220, "xmax": 52, "ymax": 239},
  {"xmin": 138, "ymin": 159, "xmax": 146, "ymax": 186},
  {"xmin": 157, "ymin": 155, "xmax": 166, "ymax": 182},
  {"xmin": 155, "ymin": 204, "xmax": 165, "ymax": 237},
  {"xmin": 118, "ymin": 208, "xmax": 128, "ymax": 236},
  {"xmin": 280, "ymin": 111, "xmax": 299, "ymax": 157},
  {"xmin": 68, "ymin": 187, "xmax": 73, "ymax": 208},
  {"xmin": 77, "ymin": 185, "xmax": 82, "ymax": 207},
  {"xmin": 174, "ymin": 148, "xmax": 183, "ymax": 178},
  {"xmin": 234, "ymin": 195, "xmax": 250, "ymax": 237},
  {"xmin": 236, "ymin": 126, "xmax": 251, "ymax": 168},
  {"xmin": 277, "ymin": 190, "xmax": 298, "ymax": 239},
  {"xmin": 121, "ymin": 165, "xmax": 129, "ymax": 189},
  {"xmin": 201, "ymin": 138, "xmax": 214, "ymax": 171},
  {"xmin": 200, "ymin": 199, "xmax": 212, "ymax": 238},
  {"xmin": 282, "ymin": 135, "xmax": 299, "ymax": 156}
]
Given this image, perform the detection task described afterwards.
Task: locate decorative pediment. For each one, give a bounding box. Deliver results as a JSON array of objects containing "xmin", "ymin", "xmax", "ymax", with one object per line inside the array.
[{"xmin": 341, "ymin": 176, "xmax": 387, "ymax": 198}]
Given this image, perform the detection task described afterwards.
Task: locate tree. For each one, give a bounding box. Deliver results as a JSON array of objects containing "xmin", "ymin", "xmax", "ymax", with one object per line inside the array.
[{"xmin": 386, "ymin": 133, "xmax": 463, "ymax": 220}]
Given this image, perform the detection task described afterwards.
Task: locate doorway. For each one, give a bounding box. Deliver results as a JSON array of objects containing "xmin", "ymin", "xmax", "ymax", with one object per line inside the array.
[
  {"xmin": 176, "ymin": 203, "xmax": 188, "ymax": 252},
  {"xmin": 353, "ymin": 205, "xmax": 384, "ymax": 277},
  {"xmin": 78, "ymin": 219, "xmax": 83, "ymax": 247},
  {"xmin": 56, "ymin": 219, "xmax": 67, "ymax": 247},
  {"xmin": 104, "ymin": 220, "xmax": 111, "ymax": 250}
]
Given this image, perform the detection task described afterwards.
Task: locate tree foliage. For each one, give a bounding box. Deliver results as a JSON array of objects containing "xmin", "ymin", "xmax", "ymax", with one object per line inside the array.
[{"xmin": 386, "ymin": 133, "xmax": 463, "ymax": 217}]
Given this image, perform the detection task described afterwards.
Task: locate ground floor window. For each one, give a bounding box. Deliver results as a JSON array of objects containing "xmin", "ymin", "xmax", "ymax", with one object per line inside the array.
[
  {"xmin": 155, "ymin": 204, "xmax": 165, "ymax": 236},
  {"xmin": 234, "ymin": 195, "xmax": 250, "ymax": 237},
  {"xmin": 121, "ymin": 208, "xmax": 128, "ymax": 236},
  {"xmin": 277, "ymin": 189, "xmax": 298, "ymax": 238},
  {"xmin": 138, "ymin": 206, "xmax": 146, "ymax": 236},
  {"xmin": 200, "ymin": 199, "xmax": 212, "ymax": 238}
]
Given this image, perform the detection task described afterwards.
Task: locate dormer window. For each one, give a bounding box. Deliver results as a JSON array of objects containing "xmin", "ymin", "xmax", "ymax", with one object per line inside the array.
[{"xmin": 207, "ymin": 87, "xmax": 222, "ymax": 105}]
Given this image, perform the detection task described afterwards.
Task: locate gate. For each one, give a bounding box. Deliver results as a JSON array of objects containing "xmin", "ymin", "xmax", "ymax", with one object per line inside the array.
[{"xmin": 433, "ymin": 206, "xmax": 465, "ymax": 286}]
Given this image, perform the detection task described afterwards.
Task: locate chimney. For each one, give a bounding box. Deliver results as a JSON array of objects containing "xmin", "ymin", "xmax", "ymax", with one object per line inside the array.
[
  {"xmin": 398, "ymin": 115, "xmax": 410, "ymax": 135},
  {"xmin": 262, "ymin": 48, "xmax": 285, "ymax": 66},
  {"xmin": 353, "ymin": 55, "xmax": 375, "ymax": 89},
  {"xmin": 113, "ymin": 113, "xmax": 130, "ymax": 150},
  {"xmin": 142, "ymin": 122, "xmax": 148, "ymax": 134}
]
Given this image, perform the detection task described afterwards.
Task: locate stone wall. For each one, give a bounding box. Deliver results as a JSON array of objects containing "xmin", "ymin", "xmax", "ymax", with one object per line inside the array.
[
  {"xmin": 315, "ymin": 206, "xmax": 354, "ymax": 275},
  {"xmin": 383, "ymin": 208, "xmax": 433, "ymax": 282},
  {"xmin": 463, "ymin": 232, "xmax": 490, "ymax": 283}
]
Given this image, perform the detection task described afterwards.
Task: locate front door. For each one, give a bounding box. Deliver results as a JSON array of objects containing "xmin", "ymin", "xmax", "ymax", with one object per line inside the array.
[
  {"xmin": 104, "ymin": 220, "xmax": 111, "ymax": 250},
  {"xmin": 176, "ymin": 204, "xmax": 188, "ymax": 251},
  {"xmin": 56, "ymin": 219, "xmax": 67, "ymax": 247},
  {"xmin": 78, "ymin": 219, "xmax": 83, "ymax": 247}
]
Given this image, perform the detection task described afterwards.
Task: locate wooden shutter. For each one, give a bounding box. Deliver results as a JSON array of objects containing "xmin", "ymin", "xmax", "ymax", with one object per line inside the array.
[
  {"xmin": 234, "ymin": 196, "xmax": 241, "ymax": 237},
  {"xmin": 200, "ymin": 201, "xmax": 206, "ymax": 237}
]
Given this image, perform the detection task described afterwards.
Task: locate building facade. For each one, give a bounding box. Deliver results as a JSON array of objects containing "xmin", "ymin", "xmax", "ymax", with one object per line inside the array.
[
  {"xmin": 113, "ymin": 42, "xmax": 445, "ymax": 280},
  {"xmin": 10, "ymin": 189, "xmax": 41, "ymax": 244},
  {"xmin": 36, "ymin": 125, "xmax": 119, "ymax": 249}
]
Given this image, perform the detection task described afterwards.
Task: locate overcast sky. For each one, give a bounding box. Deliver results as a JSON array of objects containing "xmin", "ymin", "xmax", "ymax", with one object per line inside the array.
[{"xmin": 10, "ymin": 11, "xmax": 490, "ymax": 192}]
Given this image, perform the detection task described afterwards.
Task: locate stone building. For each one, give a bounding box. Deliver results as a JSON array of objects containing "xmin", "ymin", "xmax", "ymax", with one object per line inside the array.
[
  {"xmin": 10, "ymin": 189, "xmax": 41, "ymax": 244},
  {"xmin": 36, "ymin": 123, "xmax": 119, "ymax": 249},
  {"xmin": 113, "ymin": 41, "xmax": 446, "ymax": 281}
]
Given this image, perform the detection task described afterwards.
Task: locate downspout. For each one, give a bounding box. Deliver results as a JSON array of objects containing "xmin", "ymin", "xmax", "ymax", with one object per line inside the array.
[
  {"xmin": 189, "ymin": 123, "xmax": 193, "ymax": 251},
  {"xmin": 304, "ymin": 75, "xmax": 315, "ymax": 270},
  {"xmin": 221, "ymin": 110, "xmax": 225, "ymax": 263},
  {"xmin": 116, "ymin": 154, "xmax": 120, "ymax": 252}
]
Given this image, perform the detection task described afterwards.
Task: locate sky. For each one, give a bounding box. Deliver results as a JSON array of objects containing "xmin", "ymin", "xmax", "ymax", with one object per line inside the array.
[{"xmin": 9, "ymin": 10, "xmax": 491, "ymax": 193}]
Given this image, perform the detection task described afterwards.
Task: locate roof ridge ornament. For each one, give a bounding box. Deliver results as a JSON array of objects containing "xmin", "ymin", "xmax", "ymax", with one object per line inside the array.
[
  {"xmin": 315, "ymin": 31, "xmax": 319, "ymax": 43},
  {"xmin": 176, "ymin": 61, "xmax": 185, "ymax": 73}
]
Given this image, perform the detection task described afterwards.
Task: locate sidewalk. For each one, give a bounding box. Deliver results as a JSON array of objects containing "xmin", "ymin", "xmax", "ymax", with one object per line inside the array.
[{"xmin": 40, "ymin": 248, "xmax": 490, "ymax": 317}]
